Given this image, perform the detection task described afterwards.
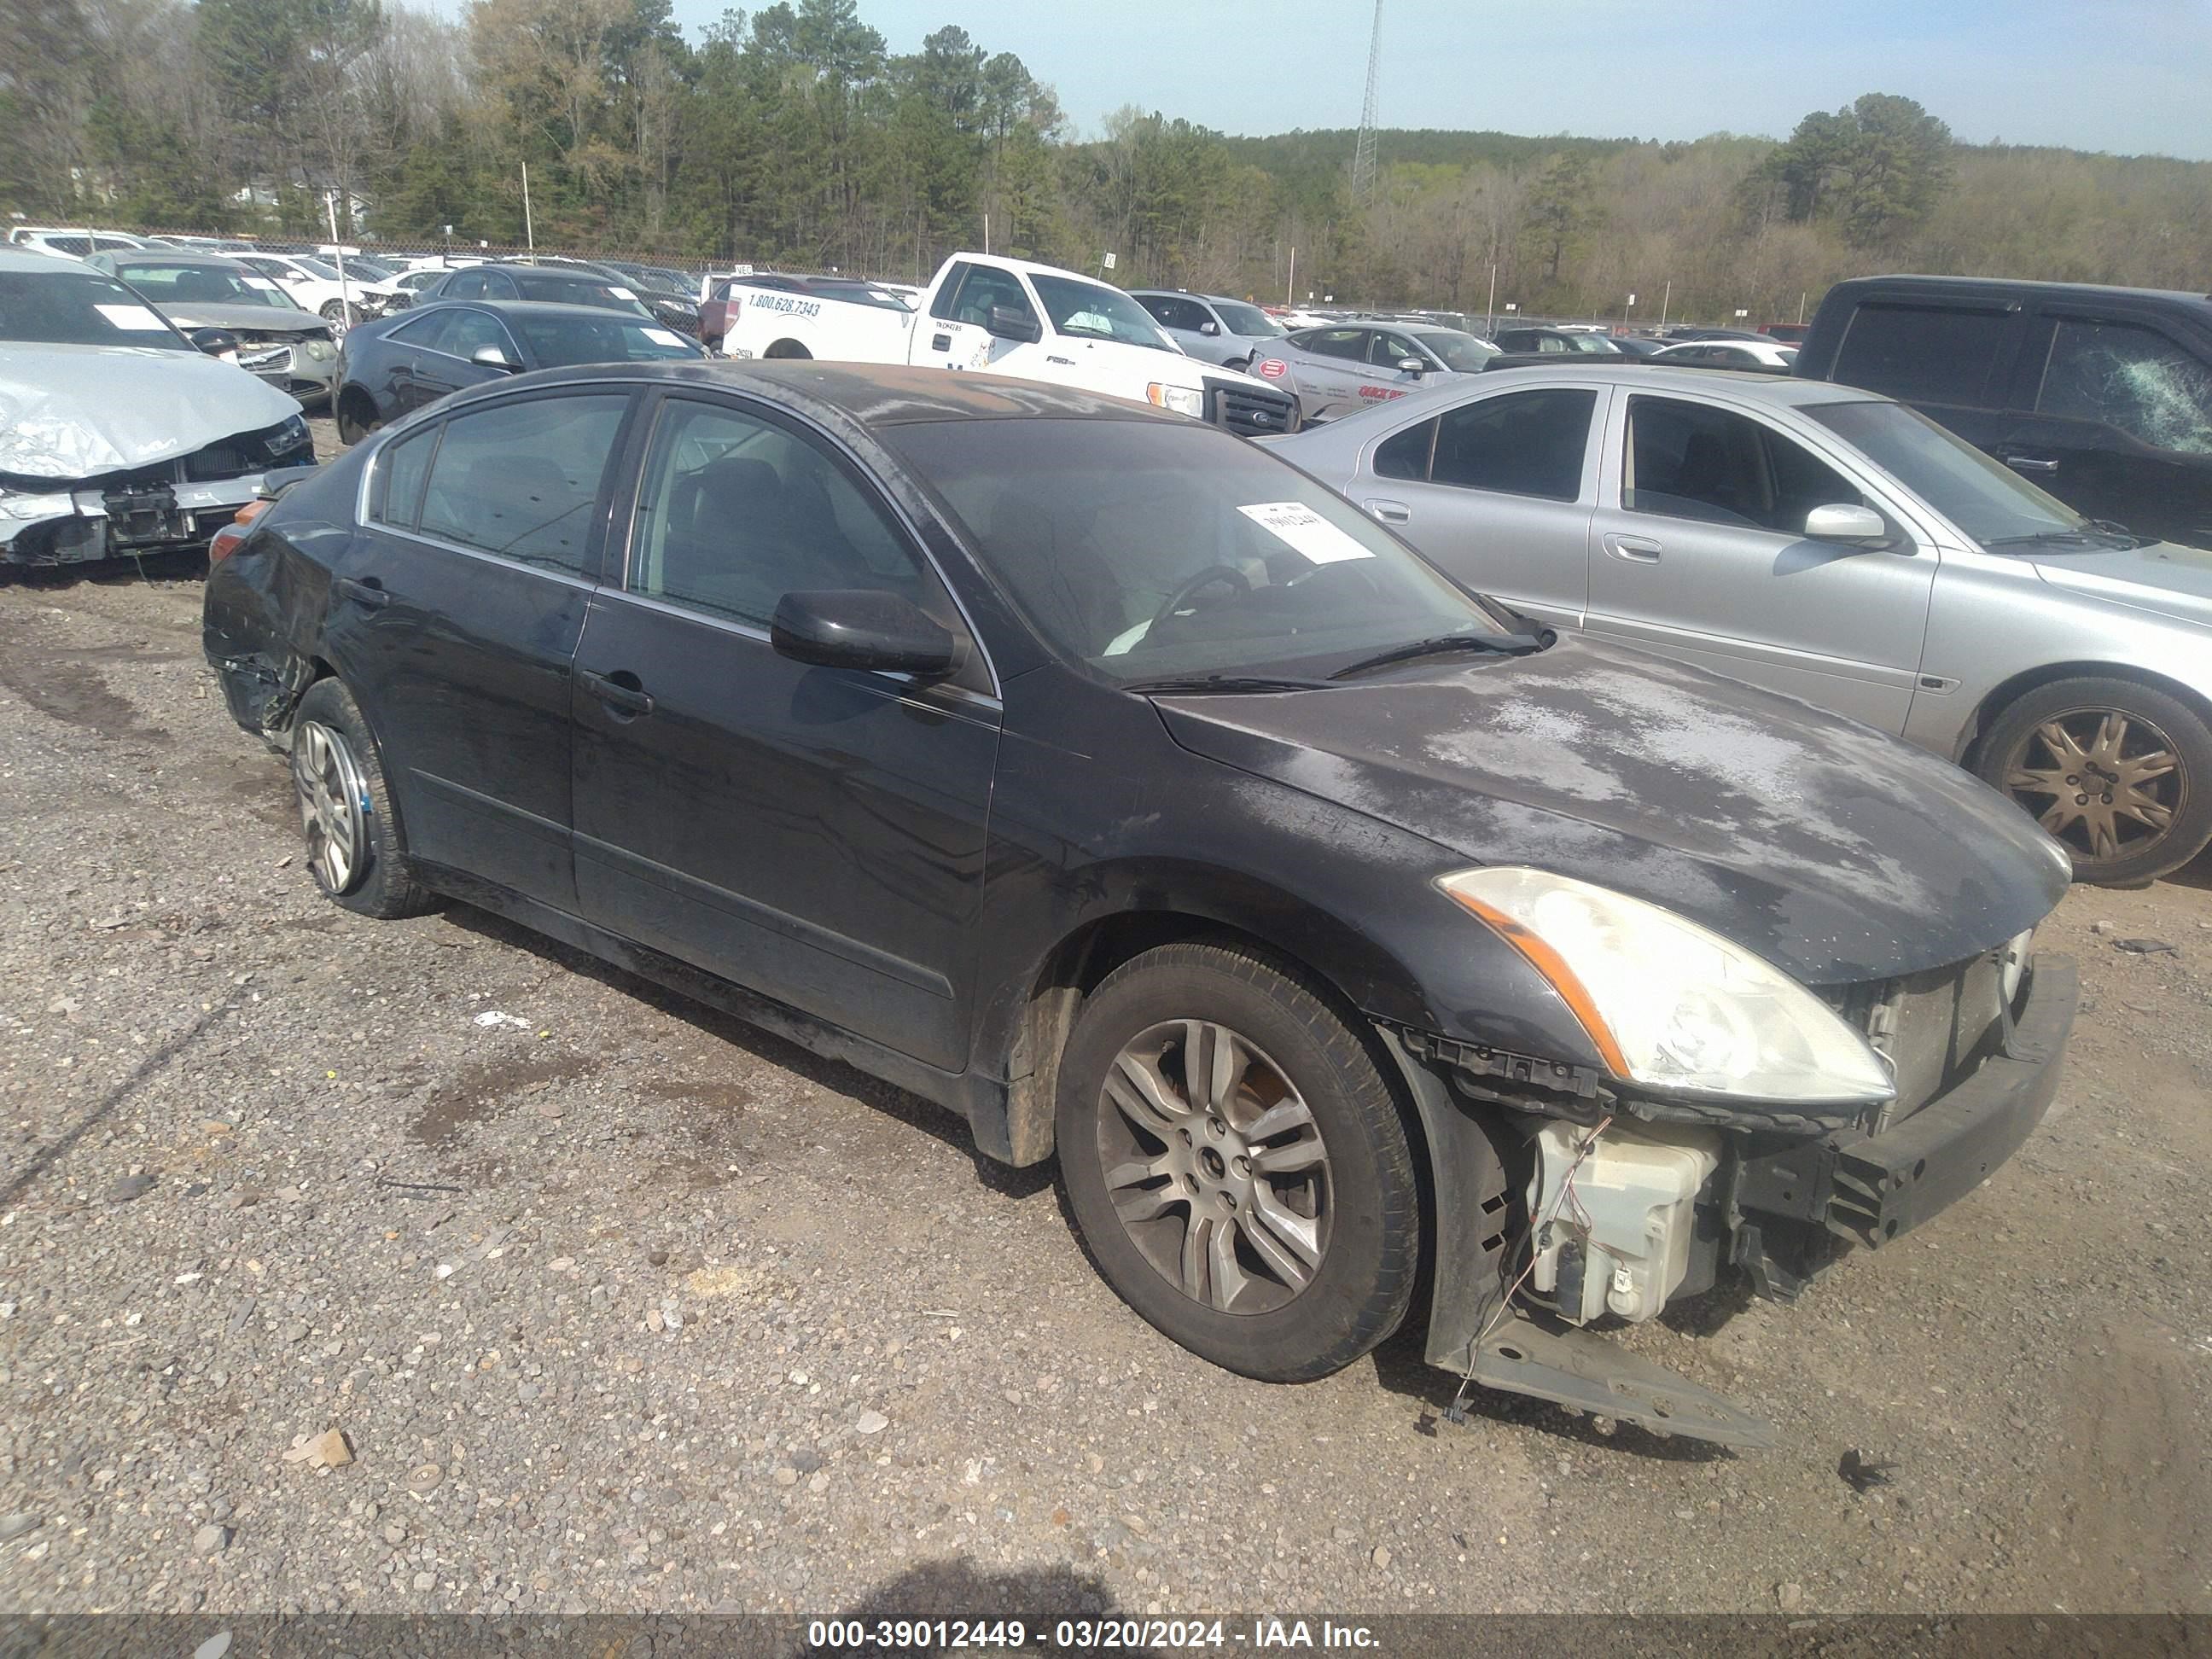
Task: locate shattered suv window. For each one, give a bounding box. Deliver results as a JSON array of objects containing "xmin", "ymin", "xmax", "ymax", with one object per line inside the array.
[
  {"xmin": 0, "ymin": 270, "xmax": 193, "ymax": 348},
  {"xmin": 2038, "ymin": 318, "xmax": 2212, "ymax": 457}
]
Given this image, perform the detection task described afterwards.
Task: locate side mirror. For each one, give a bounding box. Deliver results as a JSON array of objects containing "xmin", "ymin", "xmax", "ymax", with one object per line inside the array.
[
  {"xmin": 987, "ymin": 305, "xmax": 1042, "ymax": 345},
  {"xmin": 770, "ymin": 590, "xmax": 960, "ymax": 678},
  {"xmin": 1803, "ymin": 503, "xmax": 1895, "ymax": 548},
  {"xmin": 470, "ymin": 343, "xmax": 522, "ymax": 373},
  {"xmin": 1397, "ymin": 358, "xmax": 1426, "ymax": 375},
  {"xmin": 1199, "ymin": 320, "xmax": 1220, "ymax": 336}
]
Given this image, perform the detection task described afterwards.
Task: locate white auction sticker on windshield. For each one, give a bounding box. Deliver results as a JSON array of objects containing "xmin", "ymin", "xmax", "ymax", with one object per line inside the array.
[
  {"xmin": 244, "ymin": 277, "xmax": 281, "ymax": 291},
  {"xmin": 641, "ymin": 327, "xmax": 684, "ymax": 346},
  {"xmin": 94, "ymin": 303, "xmax": 169, "ymax": 330},
  {"xmin": 608, "ymin": 286, "xmax": 637, "ymax": 300},
  {"xmin": 1237, "ymin": 501, "xmax": 1375, "ymax": 564}
]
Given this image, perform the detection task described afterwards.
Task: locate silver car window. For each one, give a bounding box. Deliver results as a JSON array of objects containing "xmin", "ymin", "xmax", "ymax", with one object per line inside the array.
[{"xmin": 1625, "ymin": 396, "xmax": 1862, "ymax": 533}]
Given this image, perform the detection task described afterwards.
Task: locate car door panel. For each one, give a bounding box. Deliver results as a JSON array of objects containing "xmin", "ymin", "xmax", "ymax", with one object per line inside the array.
[
  {"xmin": 1359, "ymin": 384, "xmax": 1607, "ymax": 629},
  {"xmin": 331, "ymin": 392, "xmax": 633, "ymax": 909},
  {"xmin": 569, "ymin": 393, "xmax": 998, "ymax": 1071},
  {"xmin": 1583, "ymin": 392, "xmax": 1936, "ymax": 732}
]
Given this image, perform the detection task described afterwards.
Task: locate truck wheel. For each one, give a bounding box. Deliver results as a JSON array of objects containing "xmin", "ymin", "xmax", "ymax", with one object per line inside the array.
[
  {"xmin": 289, "ymin": 678, "xmax": 439, "ymax": 919},
  {"xmin": 1056, "ymin": 941, "xmax": 1419, "ymax": 1382},
  {"xmin": 764, "ymin": 340, "xmax": 812, "ymax": 359},
  {"xmin": 1976, "ymin": 675, "xmax": 2212, "ymax": 886}
]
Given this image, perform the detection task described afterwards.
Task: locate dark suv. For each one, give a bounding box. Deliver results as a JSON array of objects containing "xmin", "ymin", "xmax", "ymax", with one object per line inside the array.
[{"xmin": 1795, "ymin": 276, "xmax": 2212, "ymax": 550}]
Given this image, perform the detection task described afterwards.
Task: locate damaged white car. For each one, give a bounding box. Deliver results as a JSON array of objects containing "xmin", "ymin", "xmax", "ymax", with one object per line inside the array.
[{"xmin": 1, "ymin": 249, "xmax": 315, "ymax": 568}]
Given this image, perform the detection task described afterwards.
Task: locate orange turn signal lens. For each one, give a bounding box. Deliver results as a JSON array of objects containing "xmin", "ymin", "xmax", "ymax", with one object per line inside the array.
[{"xmin": 1440, "ymin": 884, "xmax": 1632, "ymax": 1078}]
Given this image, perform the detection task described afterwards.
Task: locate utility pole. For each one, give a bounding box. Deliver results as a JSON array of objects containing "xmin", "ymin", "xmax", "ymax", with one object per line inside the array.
[
  {"xmin": 323, "ymin": 190, "xmax": 352, "ymax": 334},
  {"xmin": 521, "ymin": 161, "xmax": 536, "ymax": 257},
  {"xmin": 1485, "ymin": 264, "xmax": 1497, "ymax": 335},
  {"xmin": 1286, "ymin": 246, "xmax": 1296, "ymax": 309},
  {"xmin": 1659, "ymin": 278, "xmax": 1672, "ymax": 329},
  {"xmin": 1351, "ymin": 0, "xmax": 1382, "ymax": 207}
]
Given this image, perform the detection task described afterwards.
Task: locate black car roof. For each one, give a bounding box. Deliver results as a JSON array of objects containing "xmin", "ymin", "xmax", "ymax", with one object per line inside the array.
[
  {"xmin": 396, "ymin": 298, "xmax": 680, "ymax": 327},
  {"xmin": 459, "ymin": 359, "xmax": 1186, "ymax": 428},
  {"xmin": 1825, "ymin": 273, "xmax": 2212, "ymax": 313}
]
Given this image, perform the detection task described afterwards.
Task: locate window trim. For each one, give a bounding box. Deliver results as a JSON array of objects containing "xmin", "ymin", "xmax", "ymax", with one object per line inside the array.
[{"xmin": 612, "ymin": 387, "xmax": 1002, "ymax": 701}]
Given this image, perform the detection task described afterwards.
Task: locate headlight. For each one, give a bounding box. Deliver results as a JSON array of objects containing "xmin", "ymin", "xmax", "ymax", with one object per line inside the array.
[
  {"xmin": 265, "ymin": 416, "xmax": 311, "ymax": 457},
  {"xmin": 1146, "ymin": 382, "xmax": 1206, "ymax": 419},
  {"xmin": 303, "ymin": 340, "xmax": 335, "ymax": 361},
  {"xmin": 1439, "ymin": 867, "xmax": 1895, "ymax": 1106}
]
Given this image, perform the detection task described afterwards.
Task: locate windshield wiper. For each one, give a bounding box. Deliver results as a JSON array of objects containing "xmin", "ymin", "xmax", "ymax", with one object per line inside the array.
[
  {"xmin": 1327, "ymin": 630, "xmax": 1551, "ymax": 681},
  {"xmin": 1122, "ymin": 674, "xmax": 1333, "ymax": 695},
  {"xmin": 1985, "ymin": 520, "xmax": 2142, "ymax": 550}
]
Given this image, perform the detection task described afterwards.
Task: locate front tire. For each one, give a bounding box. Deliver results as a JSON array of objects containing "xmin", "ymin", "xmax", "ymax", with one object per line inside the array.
[
  {"xmin": 1056, "ymin": 941, "xmax": 1419, "ymax": 1382},
  {"xmin": 289, "ymin": 678, "xmax": 438, "ymax": 919},
  {"xmin": 1976, "ymin": 676, "xmax": 2212, "ymax": 886}
]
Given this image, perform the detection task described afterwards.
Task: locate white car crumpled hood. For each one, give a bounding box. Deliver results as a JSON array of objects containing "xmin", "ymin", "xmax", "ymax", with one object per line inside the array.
[{"xmin": 0, "ymin": 343, "xmax": 300, "ymax": 481}]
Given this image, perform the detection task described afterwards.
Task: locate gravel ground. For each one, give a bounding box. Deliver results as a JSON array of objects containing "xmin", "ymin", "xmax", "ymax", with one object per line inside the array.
[{"xmin": 2, "ymin": 430, "xmax": 2209, "ymax": 1619}]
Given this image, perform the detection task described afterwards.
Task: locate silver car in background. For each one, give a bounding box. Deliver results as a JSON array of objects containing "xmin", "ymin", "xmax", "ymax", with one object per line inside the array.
[
  {"xmin": 1271, "ymin": 364, "xmax": 2212, "ymax": 885},
  {"xmin": 86, "ymin": 251, "xmax": 340, "ymax": 406},
  {"xmin": 1254, "ymin": 320, "xmax": 1499, "ymax": 424},
  {"xmin": 1128, "ymin": 289, "xmax": 1287, "ymax": 369}
]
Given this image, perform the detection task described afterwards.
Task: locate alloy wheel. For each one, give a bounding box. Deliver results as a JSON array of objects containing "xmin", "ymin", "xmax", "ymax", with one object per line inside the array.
[
  {"xmin": 293, "ymin": 719, "xmax": 370, "ymax": 895},
  {"xmin": 2002, "ymin": 706, "xmax": 2186, "ymax": 866},
  {"xmin": 1096, "ymin": 1019, "xmax": 1332, "ymax": 1315}
]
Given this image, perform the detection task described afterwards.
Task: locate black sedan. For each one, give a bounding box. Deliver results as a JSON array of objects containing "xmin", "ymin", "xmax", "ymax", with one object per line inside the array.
[
  {"xmin": 205, "ymin": 363, "xmax": 2075, "ymax": 1446},
  {"xmin": 332, "ymin": 300, "xmax": 702, "ymax": 443}
]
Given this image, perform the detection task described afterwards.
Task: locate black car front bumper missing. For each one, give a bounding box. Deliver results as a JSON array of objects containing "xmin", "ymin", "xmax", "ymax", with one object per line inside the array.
[{"xmin": 1730, "ymin": 953, "xmax": 2076, "ymax": 1298}]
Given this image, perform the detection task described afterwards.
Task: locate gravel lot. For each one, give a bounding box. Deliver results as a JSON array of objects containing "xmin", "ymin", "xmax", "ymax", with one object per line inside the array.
[{"xmin": 3, "ymin": 429, "xmax": 2209, "ymax": 1619}]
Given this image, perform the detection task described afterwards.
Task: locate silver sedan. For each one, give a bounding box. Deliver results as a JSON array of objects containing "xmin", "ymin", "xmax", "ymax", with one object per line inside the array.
[
  {"xmin": 1251, "ymin": 321, "xmax": 1498, "ymax": 425},
  {"xmin": 1269, "ymin": 364, "xmax": 2212, "ymax": 885}
]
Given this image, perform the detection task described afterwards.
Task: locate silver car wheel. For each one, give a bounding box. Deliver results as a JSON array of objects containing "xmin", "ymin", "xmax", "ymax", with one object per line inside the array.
[
  {"xmin": 293, "ymin": 719, "xmax": 370, "ymax": 895},
  {"xmin": 2003, "ymin": 706, "xmax": 2184, "ymax": 865},
  {"xmin": 1097, "ymin": 1019, "xmax": 1332, "ymax": 1316}
]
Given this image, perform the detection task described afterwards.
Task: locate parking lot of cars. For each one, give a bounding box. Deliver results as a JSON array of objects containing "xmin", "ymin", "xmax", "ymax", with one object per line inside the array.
[{"xmin": 4, "ymin": 219, "xmax": 2212, "ymax": 1622}]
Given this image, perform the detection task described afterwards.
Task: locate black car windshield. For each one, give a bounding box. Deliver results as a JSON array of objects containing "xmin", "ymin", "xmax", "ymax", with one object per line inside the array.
[
  {"xmin": 1032, "ymin": 276, "xmax": 1174, "ymax": 351},
  {"xmin": 508, "ymin": 311, "xmax": 702, "ymax": 364},
  {"xmin": 1416, "ymin": 330, "xmax": 1499, "ymax": 372},
  {"xmin": 1212, "ymin": 300, "xmax": 1284, "ymax": 338},
  {"xmin": 515, "ymin": 273, "xmax": 652, "ymax": 316},
  {"xmin": 0, "ymin": 269, "xmax": 194, "ymax": 348},
  {"xmin": 888, "ymin": 417, "xmax": 1516, "ymax": 684},
  {"xmin": 1806, "ymin": 399, "xmax": 2101, "ymax": 548},
  {"xmin": 108, "ymin": 260, "xmax": 300, "ymax": 310}
]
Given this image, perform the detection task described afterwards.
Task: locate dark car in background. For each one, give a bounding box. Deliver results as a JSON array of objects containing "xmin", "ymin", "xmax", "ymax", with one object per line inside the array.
[
  {"xmin": 205, "ymin": 359, "xmax": 2076, "ymax": 1448},
  {"xmin": 415, "ymin": 262, "xmax": 661, "ymax": 325},
  {"xmin": 1795, "ymin": 275, "xmax": 2212, "ymax": 549},
  {"xmin": 514, "ymin": 254, "xmax": 703, "ymax": 338},
  {"xmin": 331, "ymin": 300, "xmax": 703, "ymax": 442}
]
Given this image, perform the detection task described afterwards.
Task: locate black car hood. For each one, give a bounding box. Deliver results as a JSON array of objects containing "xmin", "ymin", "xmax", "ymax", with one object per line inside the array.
[{"xmin": 1156, "ymin": 637, "xmax": 2069, "ymax": 986}]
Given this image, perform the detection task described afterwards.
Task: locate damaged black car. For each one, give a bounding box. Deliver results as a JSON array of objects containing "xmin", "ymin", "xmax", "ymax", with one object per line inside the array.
[{"xmin": 203, "ymin": 361, "xmax": 2076, "ymax": 1446}]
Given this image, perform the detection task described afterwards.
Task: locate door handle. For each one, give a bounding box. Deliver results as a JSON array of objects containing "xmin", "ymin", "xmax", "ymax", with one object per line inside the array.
[
  {"xmin": 1364, "ymin": 498, "xmax": 1412, "ymax": 524},
  {"xmin": 333, "ymin": 575, "xmax": 389, "ymax": 610},
  {"xmin": 1604, "ymin": 533, "xmax": 1662, "ymax": 563},
  {"xmin": 2002, "ymin": 453, "xmax": 2060, "ymax": 474},
  {"xmin": 930, "ymin": 333, "xmax": 952, "ymax": 353},
  {"xmin": 579, "ymin": 668, "xmax": 655, "ymax": 718}
]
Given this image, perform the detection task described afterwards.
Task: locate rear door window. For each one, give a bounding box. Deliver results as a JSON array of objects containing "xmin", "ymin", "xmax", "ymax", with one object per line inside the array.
[
  {"xmin": 372, "ymin": 428, "xmax": 437, "ymax": 529},
  {"xmin": 2036, "ymin": 317, "xmax": 2212, "ymax": 456},
  {"xmin": 1297, "ymin": 328, "xmax": 1368, "ymax": 361},
  {"xmin": 1831, "ymin": 303, "xmax": 2010, "ymax": 406},
  {"xmin": 416, "ymin": 393, "xmax": 628, "ymax": 574},
  {"xmin": 1428, "ymin": 388, "xmax": 1598, "ymax": 501}
]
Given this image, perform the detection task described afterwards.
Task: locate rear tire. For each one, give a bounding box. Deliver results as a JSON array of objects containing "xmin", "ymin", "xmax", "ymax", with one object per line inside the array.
[
  {"xmin": 763, "ymin": 339, "xmax": 812, "ymax": 359},
  {"xmin": 289, "ymin": 678, "xmax": 439, "ymax": 919},
  {"xmin": 1975, "ymin": 675, "xmax": 2212, "ymax": 886},
  {"xmin": 319, "ymin": 299, "xmax": 355, "ymax": 335},
  {"xmin": 335, "ymin": 389, "xmax": 381, "ymax": 447},
  {"xmin": 1056, "ymin": 940, "xmax": 1419, "ymax": 1382}
]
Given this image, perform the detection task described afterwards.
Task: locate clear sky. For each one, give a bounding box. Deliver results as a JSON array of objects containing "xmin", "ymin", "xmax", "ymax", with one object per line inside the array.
[{"xmin": 661, "ymin": 0, "xmax": 2212, "ymax": 160}]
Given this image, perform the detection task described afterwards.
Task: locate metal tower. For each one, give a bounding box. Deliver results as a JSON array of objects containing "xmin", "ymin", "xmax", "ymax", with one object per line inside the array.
[{"xmin": 1350, "ymin": 0, "xmax": 1382, "ymax": 206}]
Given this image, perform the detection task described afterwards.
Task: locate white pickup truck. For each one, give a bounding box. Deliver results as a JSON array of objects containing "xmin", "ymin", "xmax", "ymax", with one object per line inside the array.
[{"xmin": 718, "ymin": 253, "xmax": 1300, "ymax": 438}]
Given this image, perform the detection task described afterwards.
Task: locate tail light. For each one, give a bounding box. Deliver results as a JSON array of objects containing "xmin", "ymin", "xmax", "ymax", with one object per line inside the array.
[{"xmin": 208, "ymin": 498, "xmax": 269, "ymax": 563}]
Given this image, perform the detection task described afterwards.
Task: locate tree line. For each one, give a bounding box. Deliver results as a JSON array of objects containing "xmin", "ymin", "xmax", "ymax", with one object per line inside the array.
[{"xmin": 3, "ymin": 0, "xmax": 2207, "ymax": 323}]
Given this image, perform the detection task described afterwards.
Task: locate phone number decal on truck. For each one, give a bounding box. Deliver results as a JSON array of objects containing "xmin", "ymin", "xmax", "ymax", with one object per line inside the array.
[{"xmin": 749, "ymin": 294, "xmax": 822, "ymax": 318}]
